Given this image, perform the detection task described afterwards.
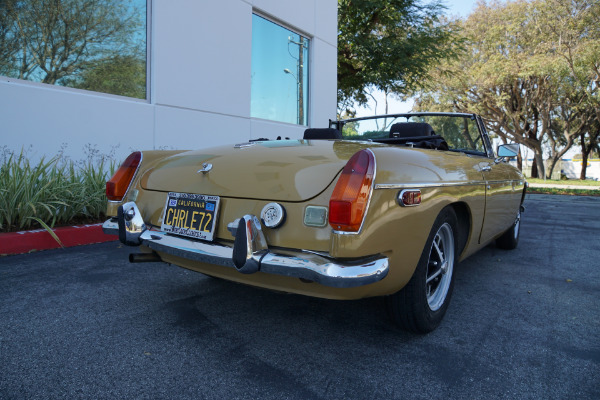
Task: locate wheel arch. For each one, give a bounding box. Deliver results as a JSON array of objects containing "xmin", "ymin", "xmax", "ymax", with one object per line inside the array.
[{"xmin": 449, "ymin": 201, "xmax": 471, "ymax": 258}]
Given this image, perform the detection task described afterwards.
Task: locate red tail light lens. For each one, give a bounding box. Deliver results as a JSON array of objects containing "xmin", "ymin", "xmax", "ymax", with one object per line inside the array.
[
  {"xmin": 329, "ymin": 149, "xmax": 375, "ymax": 232},
  {"xmin": 106, "ymin": 152, "xmax": 142, "ymax": 201}
]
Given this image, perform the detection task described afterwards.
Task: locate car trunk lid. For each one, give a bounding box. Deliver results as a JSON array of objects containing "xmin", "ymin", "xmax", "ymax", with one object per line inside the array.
[{"xmin": 140, "ymin": 140, "xmax": 372, "ymax": 202}]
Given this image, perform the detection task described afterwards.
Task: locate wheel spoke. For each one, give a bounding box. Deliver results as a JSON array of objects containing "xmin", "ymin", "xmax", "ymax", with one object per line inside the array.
[
  {"xmin": 433, "ymin": 236, "xmax": 444, "ymax": 263},
  {"xmin": 426, "ymin": 268, "xmax": 442, "ymax": 284}
]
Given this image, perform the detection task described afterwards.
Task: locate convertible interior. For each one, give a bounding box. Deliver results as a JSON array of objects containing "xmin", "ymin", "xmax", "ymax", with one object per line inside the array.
[{"xmin": 303, "ymin": 122, "xmax": 450, "ymax": 151}]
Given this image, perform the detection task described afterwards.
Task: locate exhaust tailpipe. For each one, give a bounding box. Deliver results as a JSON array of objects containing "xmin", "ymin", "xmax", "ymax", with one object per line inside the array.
[{"xmin": 129, "ymin": 252, "xmax": 162, "ymax": 263}]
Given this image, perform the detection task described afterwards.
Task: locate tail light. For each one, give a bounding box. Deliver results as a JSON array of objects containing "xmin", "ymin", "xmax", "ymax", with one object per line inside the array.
[
  {"xmin": 106, "ymin": 151, "xmax": 142, "ymax": 201},
  {"xmin": 329, "ymin": 149, "xmax": 375, "ymax": 232}
]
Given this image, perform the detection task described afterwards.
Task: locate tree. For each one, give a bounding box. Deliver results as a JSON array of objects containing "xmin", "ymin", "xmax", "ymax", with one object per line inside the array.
[
  {"xmin": 536, "ymin": 0, "xmax": 600, "ymax": 179},
  {"xmin": 337, "ymin": 0, "xmax": 460, "ymax": 112},
  {"xmin": 577, "ymin": 119, "xmax": 600, "ymax": 179},
  {"xmin": 1, "ymin": 0, "xmax": 145, "ymax": 96},
  {"xmin": 62, "ymin": 53, "xmax": 146, "ymax": 99},
  {"xmin": 0, "ymin": 0, "xmax": 22, "ymax": 76},
  {"xmin": 415, "ymin": 0, "xmax": 600, "ymax": 179}
]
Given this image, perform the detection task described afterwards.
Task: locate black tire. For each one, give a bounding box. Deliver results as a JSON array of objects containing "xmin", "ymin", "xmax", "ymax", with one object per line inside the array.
[
  {"xmin": 496, "ymin": 209, "xmax": 521, "ymax": 250},
  {"xmin": 385, "ymin": 207, "xmax": 458, "ymax": 334}
]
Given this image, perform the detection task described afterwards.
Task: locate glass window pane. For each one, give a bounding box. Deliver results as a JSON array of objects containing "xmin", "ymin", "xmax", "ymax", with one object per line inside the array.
[
  {"xmin": 0, "ymin": 0, "xmax": 147, "ymax": 99},
  {"xmin": 251, "ymin": 14, "xmax": 309, "ymax": 125}
]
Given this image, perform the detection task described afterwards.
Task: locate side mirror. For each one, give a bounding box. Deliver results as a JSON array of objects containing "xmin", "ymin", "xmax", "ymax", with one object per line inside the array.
[{"xmin": 497, "ymin": 143, "xmax": 519, "ymax": 158}]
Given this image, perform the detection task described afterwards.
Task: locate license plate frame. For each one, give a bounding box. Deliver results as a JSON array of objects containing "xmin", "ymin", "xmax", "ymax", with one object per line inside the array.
[{"xmin": 161, "ymin": 192, "xmax": 220, "ymax": 241}]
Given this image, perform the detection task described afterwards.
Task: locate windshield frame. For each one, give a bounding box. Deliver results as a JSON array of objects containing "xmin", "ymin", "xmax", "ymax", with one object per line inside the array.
[{"xmin": 330, "ymin": 112, "xmax": 492, "ymax": 158}]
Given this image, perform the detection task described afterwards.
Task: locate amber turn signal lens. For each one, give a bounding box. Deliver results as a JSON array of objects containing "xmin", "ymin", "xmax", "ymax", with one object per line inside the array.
[
  {"xmin": 106, "ymin": 152, "xmax": 142, "ymax": 201},
  {"xmin": 329, "ymin": 149, "xmax": 375, "ymax": 232}
]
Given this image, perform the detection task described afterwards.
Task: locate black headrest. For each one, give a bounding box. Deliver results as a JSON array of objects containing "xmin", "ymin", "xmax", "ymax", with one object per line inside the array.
[
  {"xmin": 303, "ymin": 128, "xmax": 342, "ymax": 140},
  {"xmin": 389, "ymin": 123, "xmax": 435, "ymax": 138}
]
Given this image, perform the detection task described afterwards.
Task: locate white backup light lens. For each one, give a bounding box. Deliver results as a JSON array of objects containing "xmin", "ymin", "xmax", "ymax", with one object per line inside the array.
[
  {"xmin": 304, "ymin": 206, "xmax": 328, "ymax": 227},
  {"xmin": 261, "ymin": 203, "xmax": 286, "ymax": 228}
]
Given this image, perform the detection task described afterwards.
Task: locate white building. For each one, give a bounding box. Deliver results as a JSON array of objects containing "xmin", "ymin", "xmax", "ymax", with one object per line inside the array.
[{"xmin": 0, "ymin": 0, "xmax": 338, "ymax": 163}]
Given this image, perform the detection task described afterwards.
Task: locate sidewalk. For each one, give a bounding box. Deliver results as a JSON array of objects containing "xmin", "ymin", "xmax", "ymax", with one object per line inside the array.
[{"xmin": 528, "ymin": 182, "xmax": 600, "ymax": 190}]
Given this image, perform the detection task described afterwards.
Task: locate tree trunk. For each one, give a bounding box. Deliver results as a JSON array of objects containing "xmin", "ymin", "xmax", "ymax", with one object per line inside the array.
[
  {"xmin": 547, "ymin": 158, "xmax": 558, "ymax": 180},
  {"xmin": 580, "ymin": 138, "xmax": 589, "ymax": 180},
  {"xmin": 531, "ymin": 157, "xmax": 538, "ymax": 178},
  {"xmin": 532, "ymin": 149, "xmax": 545, "ymax": 179}
]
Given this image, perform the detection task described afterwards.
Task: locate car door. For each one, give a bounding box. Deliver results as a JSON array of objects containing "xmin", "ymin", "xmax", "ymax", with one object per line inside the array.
[
  {"xmin": 478, "ymin": 161, "xmax": 523, "ymax": 244},
  {"xmin": 474, "ymin": 117, "xmax": 524, "ymax": 244}
]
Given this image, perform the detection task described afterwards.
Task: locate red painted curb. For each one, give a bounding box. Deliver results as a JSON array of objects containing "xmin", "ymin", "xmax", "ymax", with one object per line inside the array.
[{"xmin": 0, "ymin": 223, "xmax": 118, "ymax": 256}]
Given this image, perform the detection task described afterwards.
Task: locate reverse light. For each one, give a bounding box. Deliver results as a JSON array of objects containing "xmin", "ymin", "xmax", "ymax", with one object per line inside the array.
[
  {"xmin": 304, "ymin": 206, "xmax": 328, "ymax": 227},
  {"xmin": 106, "ymin": 152, "xmax": 142, "ymax": 201},
  {"xmin": 329, "ymin": 149, "xmax": 375, "ymax": 232}
]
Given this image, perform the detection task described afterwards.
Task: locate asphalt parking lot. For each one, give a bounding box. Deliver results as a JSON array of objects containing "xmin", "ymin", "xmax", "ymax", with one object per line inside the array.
[{"xmin": 1, "ymin": 194, "xmax": 599, "ymax": 399}]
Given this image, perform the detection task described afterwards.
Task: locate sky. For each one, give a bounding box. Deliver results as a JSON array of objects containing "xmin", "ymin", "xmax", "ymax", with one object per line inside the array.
[
  {"xmin": 354, "ymin": 0, "xmax": 479, "ymax": 118},
  {"xmin": 444, "ymin": 0, "xmax": 479, "ymax": 18}
]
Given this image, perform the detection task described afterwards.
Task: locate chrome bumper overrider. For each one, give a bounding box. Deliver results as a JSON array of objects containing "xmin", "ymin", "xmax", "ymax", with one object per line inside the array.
[{"xmin": 103, "ymin": 202, "xmax": 389, "ymax": 288}]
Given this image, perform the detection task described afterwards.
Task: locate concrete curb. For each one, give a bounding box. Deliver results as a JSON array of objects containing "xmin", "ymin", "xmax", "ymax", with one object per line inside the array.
[
  {"xmin": 528, "ymin": 183, "xmax": 599, "ymax": 190},
  {"xmin": 0, "ymin": 223, "xmax": 117, "ymax": 256}
]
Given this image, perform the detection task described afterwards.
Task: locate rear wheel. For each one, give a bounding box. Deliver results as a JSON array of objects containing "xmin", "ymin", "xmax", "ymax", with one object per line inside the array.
[
  {"xmin": 386, "ymin": 207, "xmax": 458, "ymax": 333},
  {"xmin": 496, "ymin": 209, "xmax": 521, "ymax": 250}
]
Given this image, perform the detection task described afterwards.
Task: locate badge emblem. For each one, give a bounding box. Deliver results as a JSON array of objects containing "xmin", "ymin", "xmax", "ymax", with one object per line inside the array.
[{"xmin": 197, "ymin": 163, "xmax": 213, "ymax": 174}]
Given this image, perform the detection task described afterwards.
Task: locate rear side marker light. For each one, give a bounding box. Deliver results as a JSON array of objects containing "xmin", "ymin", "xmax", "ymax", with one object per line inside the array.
[
  {"xmin": 398, "ymin": 189, "xmax": 421, "ymax": 207},
  {"xmin": 106, "ymin": 152, "xmax": 142, "ymax": 201},
  {"xmin": 329, "ymin": 149, "xmax": 375, "ymax": 232}
]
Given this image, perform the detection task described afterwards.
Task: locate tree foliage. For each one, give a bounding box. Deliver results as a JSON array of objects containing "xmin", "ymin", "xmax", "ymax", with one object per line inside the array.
[
  {"xmin": 0, "ymin": 0, "xmax": 146, "ymax": 98},
  {"xmin": 337, "ymin": 0, "xmax": 460, "ymax": 111},
  {"xmin": 414, "ymin": 0, "xmax": 600, "ymax": 179},
  {"xmin": 63, "ymin": 54, "xmax": 146, "ymax": 98}
]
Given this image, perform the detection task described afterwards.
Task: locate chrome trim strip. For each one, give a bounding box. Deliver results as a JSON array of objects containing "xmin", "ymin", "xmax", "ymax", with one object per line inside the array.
[
  {"xmin": 339, "ymin": 112, "xmax": 475, "ymax": 124},
  {"xmin": 375, "ymin": 179, "xmax": 524, "ymax": 190},
  {"xmin": 486, "ymin": 180, "xmax": 523, "ymax": 185},
  {"xmin": 102, "ymin": 216, "xmax": 389, "ymax": 288},
  {"xmin": 234, "ymin": 142, "xmax": 256, "ymax": 149},
  {"xmin": 375, "ymin": 181, "xmax": 486, "ymax": 190}
]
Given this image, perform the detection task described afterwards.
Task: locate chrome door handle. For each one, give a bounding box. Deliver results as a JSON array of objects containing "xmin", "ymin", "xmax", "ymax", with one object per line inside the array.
[{"xmin": 481, "ymin": 165, "xmax": 492, "ymax": 172}]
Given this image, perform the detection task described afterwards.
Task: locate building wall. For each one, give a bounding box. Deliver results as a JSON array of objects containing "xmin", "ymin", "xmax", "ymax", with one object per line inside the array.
[
  {"xmin": 0, "ymin": 0, "xmax": 338, "ymax": 162},
  {"xmin": 560, "ymin": 159, "xmax": 600, "ymax": 180}
]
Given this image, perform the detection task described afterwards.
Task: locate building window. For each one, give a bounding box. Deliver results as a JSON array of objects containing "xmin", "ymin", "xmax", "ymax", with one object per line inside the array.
[
  {"xmin": 0, "ymin": 0, "xmax": 148, "ymax": 99},
  {"xmin": 251, "ymin": 14, "xmax": 309, "ymax": 125}
]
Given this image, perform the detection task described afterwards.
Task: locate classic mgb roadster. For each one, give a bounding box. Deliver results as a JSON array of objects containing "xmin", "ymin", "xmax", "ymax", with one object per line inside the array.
[{"xmin": 103, "ymin": 113, "xmax": 526, "ymax": 333}]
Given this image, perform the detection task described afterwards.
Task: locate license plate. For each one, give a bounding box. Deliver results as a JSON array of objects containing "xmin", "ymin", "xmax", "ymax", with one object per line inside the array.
[{"xmin": 161, "ymin": 192, "xmax": 220, "ymax": 241}]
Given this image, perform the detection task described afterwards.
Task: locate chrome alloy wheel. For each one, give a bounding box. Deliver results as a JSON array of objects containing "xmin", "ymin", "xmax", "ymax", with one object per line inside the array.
[{"xmin": 426, "ymin": 222, "xmax": 455, "ymax": 311}]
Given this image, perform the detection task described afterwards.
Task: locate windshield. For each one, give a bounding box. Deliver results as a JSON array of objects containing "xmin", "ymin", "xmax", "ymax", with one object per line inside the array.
[{"xmin": 339, "ymin": 114, "xmax": 486, "ymax": 154}]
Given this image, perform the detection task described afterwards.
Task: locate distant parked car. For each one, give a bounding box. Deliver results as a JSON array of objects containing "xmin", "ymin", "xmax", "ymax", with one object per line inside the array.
[{"xmin": 103, "ymin": 112, "xmax": 526, "ymax": 333}]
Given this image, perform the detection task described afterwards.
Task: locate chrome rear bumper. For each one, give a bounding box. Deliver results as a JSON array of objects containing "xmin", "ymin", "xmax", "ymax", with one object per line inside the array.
[{"xmin": 103, "ymin": 202, "xmax": 389, "ymax": 288}]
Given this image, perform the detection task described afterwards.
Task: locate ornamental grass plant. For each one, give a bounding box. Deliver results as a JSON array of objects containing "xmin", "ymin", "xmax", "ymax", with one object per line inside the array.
[{"xmin": 0, "ymin": 147, "xmax": 115, "ymax": 233}]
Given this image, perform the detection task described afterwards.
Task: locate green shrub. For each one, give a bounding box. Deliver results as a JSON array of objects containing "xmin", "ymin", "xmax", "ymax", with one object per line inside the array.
[{"xmin": 0, "ymin": 149, "xmax": 115, "ymax": 232}]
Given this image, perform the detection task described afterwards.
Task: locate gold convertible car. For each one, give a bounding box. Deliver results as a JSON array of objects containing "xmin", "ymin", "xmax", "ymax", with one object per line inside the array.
[{"xmin": 103, "ymin": 113, "xmax": 526, "ymax": 333}]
